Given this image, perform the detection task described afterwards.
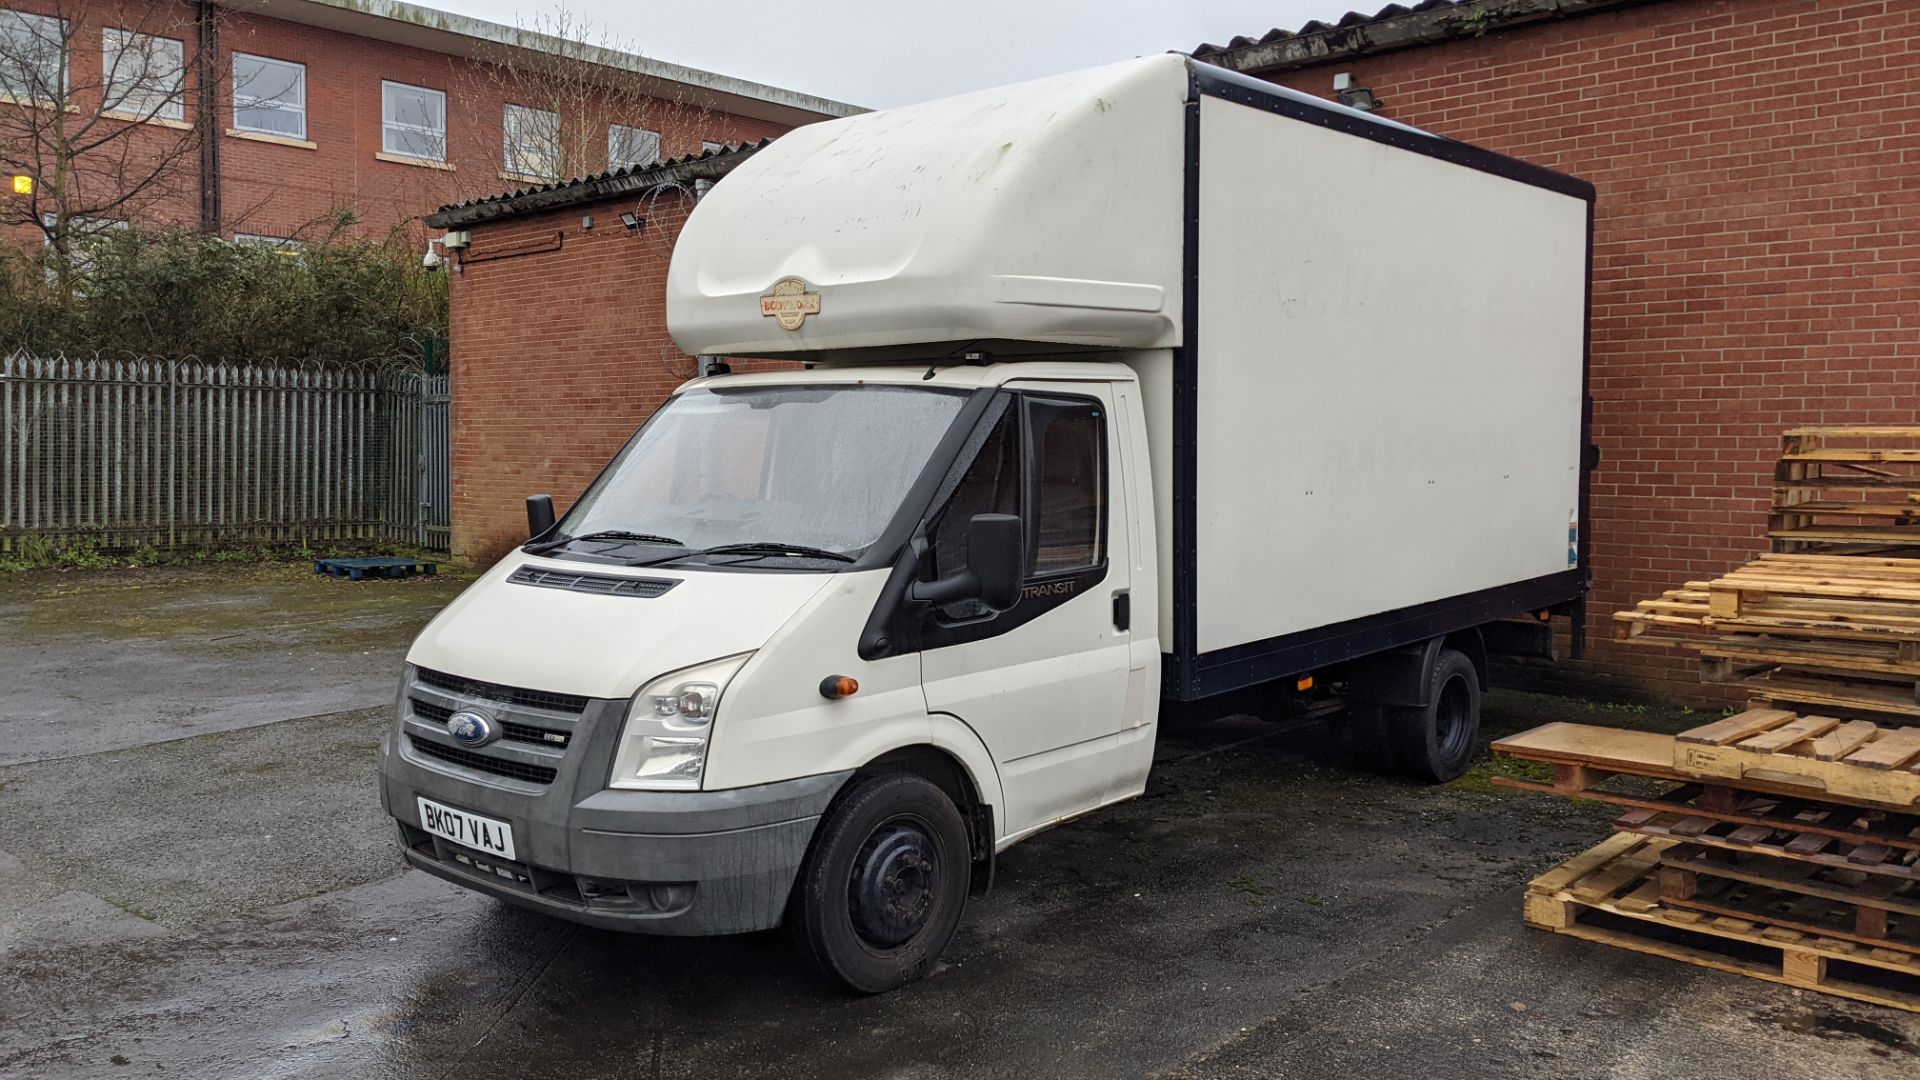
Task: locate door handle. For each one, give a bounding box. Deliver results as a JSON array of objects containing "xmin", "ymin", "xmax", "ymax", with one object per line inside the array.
[{"xmin": 1112, "ymin": 590, "xmax": 1130, "ymax": 632}]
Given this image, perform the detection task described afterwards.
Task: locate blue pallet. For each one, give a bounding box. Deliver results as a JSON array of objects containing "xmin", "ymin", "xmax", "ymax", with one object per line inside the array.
[{"xmin": 313, "ymin": 556, "xmax": 439, "ymax": 581}]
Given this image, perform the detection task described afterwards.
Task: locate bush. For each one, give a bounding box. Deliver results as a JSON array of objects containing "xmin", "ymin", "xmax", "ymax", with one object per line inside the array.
[{"xmin": 0, "ymin": 214, "xmax": 449, "ymax": 367}]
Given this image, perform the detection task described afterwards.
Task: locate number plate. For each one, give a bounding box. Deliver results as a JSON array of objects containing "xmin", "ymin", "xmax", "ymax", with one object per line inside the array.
[{"xmin": 416, "ymin": 796, "xmax": 516, "ymax": 861}]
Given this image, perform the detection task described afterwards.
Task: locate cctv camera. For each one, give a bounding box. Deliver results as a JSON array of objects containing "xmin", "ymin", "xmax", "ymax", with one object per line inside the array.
[{"xmin": 422, "ymin": 247, "xmax": 443, "ymax": 269}]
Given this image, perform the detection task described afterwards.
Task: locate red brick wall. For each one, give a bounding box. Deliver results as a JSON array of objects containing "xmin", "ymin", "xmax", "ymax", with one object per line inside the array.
[
  {"xmin": 445, "ymin": 193, "xmax": 812, "ymax": 562},
  {"xmin": 0, "ymin": 0, "xmax": 790, "ymax": 246},
  {"xmin": 213, "ymin": 9, "xmax": 786, "ymax": 243},
  {"xmin": 1253, "ymin": 0, "xmax": 1920, "ymax": 700},
  {"xmin": 446, "ymin": 197, "xmax": 685, "ymax": 561}
]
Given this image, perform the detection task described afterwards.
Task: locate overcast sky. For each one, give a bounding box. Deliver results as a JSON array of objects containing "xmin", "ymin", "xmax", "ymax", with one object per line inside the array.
[{"xmin": 431, "ymin": 1, "xmax": 1364, "ymax": 108}]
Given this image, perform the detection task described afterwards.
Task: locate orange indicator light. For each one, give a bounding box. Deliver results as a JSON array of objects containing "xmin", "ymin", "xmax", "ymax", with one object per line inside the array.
[{"xmin": 819, "ymin": 675, "xmax": 860, "ymax": 700}]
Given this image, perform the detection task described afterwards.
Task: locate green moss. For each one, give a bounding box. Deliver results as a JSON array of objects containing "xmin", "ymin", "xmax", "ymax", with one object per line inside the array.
[
  {"xmin": 1447, "ymin": 754, "xmax": 1554, "ymax": 796},
  {"xmin": 1226, "ymin": 875, "xmax": 1274, "ymax": 899}
]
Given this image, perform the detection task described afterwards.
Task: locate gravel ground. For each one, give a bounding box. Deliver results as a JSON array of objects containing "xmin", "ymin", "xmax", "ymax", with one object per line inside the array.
[{"xmin": 1, "ymin": 564, "xmax": 1914, "ymax": 1080}]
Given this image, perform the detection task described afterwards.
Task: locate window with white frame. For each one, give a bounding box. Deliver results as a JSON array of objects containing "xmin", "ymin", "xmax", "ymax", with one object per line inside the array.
[
  {"xmin": 702, "ymin": 140, "xmax": 725, "ymax": 154},
  {"xmin": 502, "ymin": 104, "xmax": 559, "ymax": 179},
  {"xmin": 233, "ymin": 233, "xmax": 302, "ymax": 254},
  {"xmin": 232, "ymin": 53, "xmax": 305, "ymax": 139},
  {"xmin": 103, "ymin": 29, "xmax": 184, "ymax": 122},
  {"xmin": 608, "ymin": 124, "xmax": 659, "ymax": 171},
  {"xmin": 42, "ymin": 214, "xmax": 127, "ymax": 283},
  {"xmin": 383, "ymin": 81, "xmax": 446, "ymax": 162},
  {"xmin": 0, "ymin": 11, "xmax": 67, "ymax": 104}
]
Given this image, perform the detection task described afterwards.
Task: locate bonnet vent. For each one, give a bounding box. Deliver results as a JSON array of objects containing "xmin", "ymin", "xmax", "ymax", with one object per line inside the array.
[{"xmin": 508, "ymin": 565, "xmax": 679, "ymax": 598}]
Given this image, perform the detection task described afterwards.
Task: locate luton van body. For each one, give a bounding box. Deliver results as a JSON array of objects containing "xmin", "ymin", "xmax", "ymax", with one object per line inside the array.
[{"xmin": 381, "ymin": 54, "xmax": 1595, "ymax": 991}]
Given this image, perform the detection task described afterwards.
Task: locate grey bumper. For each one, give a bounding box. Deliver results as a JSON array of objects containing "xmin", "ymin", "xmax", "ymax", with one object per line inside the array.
[{"xmin": 382, "ymin": 711, "xmax": 852, "ymax": 934}]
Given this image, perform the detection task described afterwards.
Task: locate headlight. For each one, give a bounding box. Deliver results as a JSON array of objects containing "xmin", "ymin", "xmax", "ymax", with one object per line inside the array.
[{"xmin": 609, "ymin": 654, "xmax": 752, "ymax": 790}]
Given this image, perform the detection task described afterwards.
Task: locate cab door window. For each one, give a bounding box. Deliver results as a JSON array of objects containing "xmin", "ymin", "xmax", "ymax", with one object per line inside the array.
[
  {"xmin": 1026, "ymin": 397, "xmax": 1106, "ymax": 575},
  {"xmin": 922, "ymin": 392, "xmax": 1106, "ymax": 625}
]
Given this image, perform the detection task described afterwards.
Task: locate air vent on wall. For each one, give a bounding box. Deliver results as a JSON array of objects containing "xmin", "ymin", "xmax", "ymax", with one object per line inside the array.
[{"xmin": 508, "ymin": 565, "xmax": 679, "ymax": 598}]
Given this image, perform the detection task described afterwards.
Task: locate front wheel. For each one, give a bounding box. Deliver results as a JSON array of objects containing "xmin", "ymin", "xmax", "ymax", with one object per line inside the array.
[{"xmin": 786, "ymin": 772, "xmax": 971, "ymax": 993}]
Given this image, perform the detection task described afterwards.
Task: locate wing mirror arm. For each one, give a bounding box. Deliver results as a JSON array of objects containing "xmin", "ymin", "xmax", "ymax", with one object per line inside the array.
[{"xmin": 909, "ymin": 514, "xmax": 1026, "ymax": 612}]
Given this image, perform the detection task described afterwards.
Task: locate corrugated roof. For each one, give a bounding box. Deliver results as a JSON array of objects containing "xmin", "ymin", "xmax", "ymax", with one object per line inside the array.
[
  {"xmin": 1190, "ymin": 0, "xmax": 1660, "ymax": 73},
  {"xmin": 1191, "ymin": 1, "xmax": 1462, "ymax": 59},
  {"xmin": 426, "ymin": 139, "xmax": 771, "ymax": 229}
]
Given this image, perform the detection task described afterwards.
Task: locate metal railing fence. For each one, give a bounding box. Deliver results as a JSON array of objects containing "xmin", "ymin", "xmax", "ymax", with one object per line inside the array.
[{"xmin": 0, "ymin": 352, "xmax": 450, "ymax": 552}]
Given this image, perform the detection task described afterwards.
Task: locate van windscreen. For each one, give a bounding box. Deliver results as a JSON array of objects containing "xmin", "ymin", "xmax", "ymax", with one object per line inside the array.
[{"xmin": 550, "ymin": 384, "xmax": 967, "ymax": 566}]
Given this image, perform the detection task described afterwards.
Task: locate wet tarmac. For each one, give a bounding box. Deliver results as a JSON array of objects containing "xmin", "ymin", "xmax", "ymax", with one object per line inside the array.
[{"xmin": 2, "ymin": 565, "xmax": 1916, "ymax": 1079}]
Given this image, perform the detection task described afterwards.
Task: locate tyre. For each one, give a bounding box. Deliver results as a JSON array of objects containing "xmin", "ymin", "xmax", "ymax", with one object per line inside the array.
[
  {"xmin": 786, "ymin": 771, "xmax": 971, "ymax": 993},
  {"xmin": 1385, "ymin": 647, "xmax": 1482, "ymax": 782}
]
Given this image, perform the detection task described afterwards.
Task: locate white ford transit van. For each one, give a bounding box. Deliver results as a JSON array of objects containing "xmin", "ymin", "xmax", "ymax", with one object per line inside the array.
[{"xmin": 381, "ymin": 54, "xmax": 1594, "ymax": 992}]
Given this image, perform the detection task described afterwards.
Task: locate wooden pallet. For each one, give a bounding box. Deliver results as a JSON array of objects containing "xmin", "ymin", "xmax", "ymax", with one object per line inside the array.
[
  {"xmin": 1525, "ymin": 834, "xmax": 1920, "ymax": 1013},
  {"xmin": 1494, "ymin": 721, "xmax": 1920, "ymax": 811},
  {"xmin": 1657, "ymin": 843, "xmax": 1920, "ymax": 947},
  {"xmin": 1745, "ymin": 677, "xmax": 1920, "ymax": 723},
  {"xmin": 1617, "ymin": 808, "xmax": 1920, "ymax": 884},
  {"xmin": 1673, "ymin": 708, "xmax": 1920, "ymax": 803},
  {"xmin": 1774, "ymin": 428, "xmax": 1920, "ymax": 552},
  {"xmin": 1612, "ymin": 551, "xmax": 1920, "ymax": 719}
]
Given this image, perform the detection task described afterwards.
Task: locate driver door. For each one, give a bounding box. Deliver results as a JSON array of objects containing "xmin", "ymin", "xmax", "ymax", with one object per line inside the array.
[{"xmin": 918, "ymin": 383, "xmax": 1136, "ymax": 841}]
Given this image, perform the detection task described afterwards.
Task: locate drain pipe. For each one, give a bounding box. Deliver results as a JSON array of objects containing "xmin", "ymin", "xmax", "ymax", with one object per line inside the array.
[{"xmin": 195, "ymin": 1, "xmax": 221, "ymax": 234}]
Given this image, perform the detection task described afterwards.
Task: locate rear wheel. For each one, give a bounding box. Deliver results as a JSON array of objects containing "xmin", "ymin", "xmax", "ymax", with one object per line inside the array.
[
  {"xmin": 1386, "ymin": 647, "xmax": 1482, "ymax": 782},
  {"xmin": 786, "ymin": 771, "xmax": 971, "ymax": 993}
]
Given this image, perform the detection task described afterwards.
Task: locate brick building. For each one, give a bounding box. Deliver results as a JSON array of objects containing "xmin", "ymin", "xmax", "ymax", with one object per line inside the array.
[
  {"xmin": 0, "ymin": 0, "xmax": 852, "ymax": 247},
  {"xmin": 433, "ymin": 0, "xmax": 1920, "ymax": 702},
  {"xmin": 425, "ymin": 151, "xmax": 761, "ymax": 565}
]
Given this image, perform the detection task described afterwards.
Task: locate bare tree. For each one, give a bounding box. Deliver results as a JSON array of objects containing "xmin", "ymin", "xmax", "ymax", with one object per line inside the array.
[
  {"xmin": 459, "ymin": 4, "xmax": 716, "ymax": 191},
  {"xmin": 0, "ymin": 1, "xmax": 208, "ymax": 298}
]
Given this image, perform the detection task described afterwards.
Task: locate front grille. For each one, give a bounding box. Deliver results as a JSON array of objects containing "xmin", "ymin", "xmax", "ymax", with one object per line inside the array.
[
  {"xmin": 406, "ymin": 734, "xmax": 558, "ymax": 785},
  {"xmin": 509, "ymin": 564, "xmax": 679, "ymax": 598},
  {"xmin": 410, "ymin": 698, "xmax": 571, "ymax": 749},
  {"xmin": 415, "ymin": 667, "xmax": 589, "ymax": 715}
]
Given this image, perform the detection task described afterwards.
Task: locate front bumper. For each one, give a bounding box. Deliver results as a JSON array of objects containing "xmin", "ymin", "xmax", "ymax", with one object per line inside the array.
[{"xmin": 381, "ymin": 681, "xmax": 851, "ymax": 934}]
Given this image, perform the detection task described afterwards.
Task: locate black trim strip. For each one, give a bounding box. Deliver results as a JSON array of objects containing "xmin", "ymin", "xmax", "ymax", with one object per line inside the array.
[
  {"xmin": 1179, "ymin": 570, "xmax": 1587, "ymax": 700},
  {"xmin": 1171, "ymin": 85, "xmax": 1203, "ymax": 699},
  {"xmin": 1189, "ymin": 62, "xmax": 1596, "ymax": 203},
  {"xmin": 1573, "ymin": 194, "xmax": 1599, "ymax": 659}
]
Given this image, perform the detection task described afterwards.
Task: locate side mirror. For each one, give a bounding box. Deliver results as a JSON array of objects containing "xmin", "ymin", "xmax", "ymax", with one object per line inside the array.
[
  {"xmin": 526, "ymin": 494, "xmax": 555, "ymax": 540},
  {"xmin": 912, "ymin": 513, "xmax": 1026, "ymax": 612}
]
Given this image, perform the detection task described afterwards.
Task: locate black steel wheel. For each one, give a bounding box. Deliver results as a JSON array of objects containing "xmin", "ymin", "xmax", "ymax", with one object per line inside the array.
[
  {"xmin": 787, "ymin": 771, "xmax": 970, "ymax": 993},
  {"xmin": 1387, "ymin": 647, "xmax": 1482, "ymax": 782}
]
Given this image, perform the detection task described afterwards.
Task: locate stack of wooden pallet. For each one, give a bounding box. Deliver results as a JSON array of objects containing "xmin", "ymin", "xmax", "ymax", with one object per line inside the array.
[
  {"xmin": 1495, "ymin": 710, "xmax": 1920, "ymax": 1012},
  {"xmin": 1613, "ymin": 427, "xmax": 1920, "ymax": 721},
  {"xmin": 1773, "ymin": 427, "xmax": 1920, "ymax": 552},
  {"xmin": 1615, "ymin": 552, "xmax": 1920, "ymax": 720}
]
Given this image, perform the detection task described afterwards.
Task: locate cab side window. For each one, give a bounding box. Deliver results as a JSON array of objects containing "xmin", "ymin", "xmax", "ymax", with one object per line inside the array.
[
  {"xmin": 1027, "ymin": 398, "xmax": 1105, "ymax": 575},
  {"xmin": 926, "ymin": 405, "xmax": 1020, "ymax": 618}
]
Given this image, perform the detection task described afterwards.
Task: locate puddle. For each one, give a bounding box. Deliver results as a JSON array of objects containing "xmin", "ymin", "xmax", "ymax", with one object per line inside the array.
[{"xmin": 1752, "ymin": 1005, "xmax": 1915, "ymax": 1058}]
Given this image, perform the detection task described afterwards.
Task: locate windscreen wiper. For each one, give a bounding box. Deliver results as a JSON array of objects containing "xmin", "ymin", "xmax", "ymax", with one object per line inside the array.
[
  {"xmin": 524, "ymin": 530, "xmax": 685, "ymax": 555},
  {"xmin": 629, "ymin": 541, "xmax": 855, "ymax": 566}
]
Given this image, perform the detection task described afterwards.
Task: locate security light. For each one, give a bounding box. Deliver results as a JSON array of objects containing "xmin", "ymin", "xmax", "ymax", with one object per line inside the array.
[
  {"xmin": 1339, "ymin": 85, "xmax": 1381, "ymax": 112},
  {"xmin": 619, "ymin": 211, "xmax": 643, "ymax": 231},
  {"xmin": 1333, "ymin": 72, "xmax": 1382, "ymax": 112}
]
